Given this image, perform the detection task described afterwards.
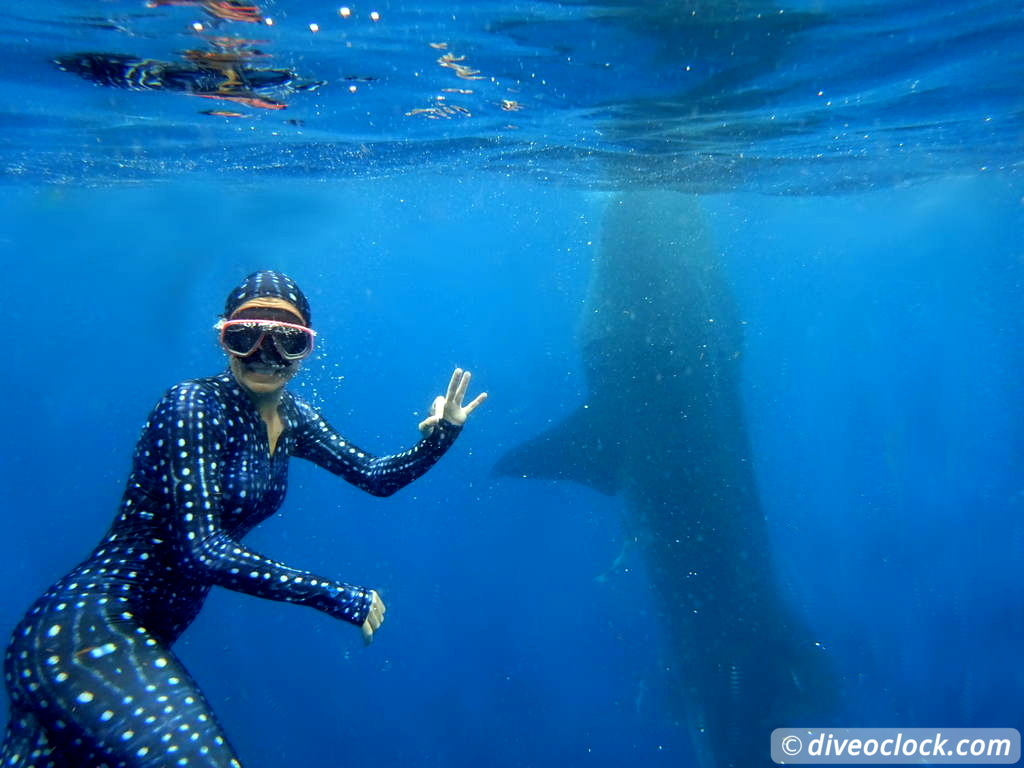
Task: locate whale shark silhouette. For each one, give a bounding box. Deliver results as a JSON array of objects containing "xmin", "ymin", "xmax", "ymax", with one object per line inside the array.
[{"xmin": 496, "ymin": 190, "xmax": 834, "ymax": 767}]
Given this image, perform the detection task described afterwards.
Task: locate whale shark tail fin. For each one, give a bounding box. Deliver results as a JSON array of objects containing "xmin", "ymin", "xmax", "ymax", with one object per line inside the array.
[{"xmin": 494, "ymin": 405, "xmax": 622, "ymax": 496}]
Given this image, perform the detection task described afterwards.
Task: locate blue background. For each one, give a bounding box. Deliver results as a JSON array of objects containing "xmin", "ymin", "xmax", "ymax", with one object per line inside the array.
[{"xmin": 1, "ymin": 172, "xmax": 1021, "ymax": 766}]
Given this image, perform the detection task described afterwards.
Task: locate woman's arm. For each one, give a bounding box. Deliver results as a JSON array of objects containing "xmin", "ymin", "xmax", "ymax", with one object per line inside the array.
[
  {"xmin": 152, "ymin": 382, "xmax": 374, "ymax": 625},
  {"xmin": 289, "ymin": 368, "xmax": 484, "ymax": 496},
  {"xmin": 289, "ymin": 397, "xmax": 462, "ymax": 496}
]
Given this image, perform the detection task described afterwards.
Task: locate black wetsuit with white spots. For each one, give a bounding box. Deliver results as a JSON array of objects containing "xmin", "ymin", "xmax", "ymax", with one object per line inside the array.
[{"xmin": 2, "ymin": 371, "xmax": 460, "ymax": 768}]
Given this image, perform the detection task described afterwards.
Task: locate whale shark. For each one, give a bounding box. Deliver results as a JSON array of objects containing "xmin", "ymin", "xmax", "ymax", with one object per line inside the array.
[{"xmin": 496, "ymin": 191, "xmax": 834, "ymax": 767}]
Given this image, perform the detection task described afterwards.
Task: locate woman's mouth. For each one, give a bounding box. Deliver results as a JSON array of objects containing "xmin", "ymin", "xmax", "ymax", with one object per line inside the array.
[{"xmin": 242, "ymin": 359, "xmax": 291, "ymax": 376}]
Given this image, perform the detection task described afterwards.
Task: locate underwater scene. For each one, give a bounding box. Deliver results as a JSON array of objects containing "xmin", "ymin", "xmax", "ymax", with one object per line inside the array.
[{"xmin": 0, "ymin": 0, "xmax": 1022, "ymax": 766}]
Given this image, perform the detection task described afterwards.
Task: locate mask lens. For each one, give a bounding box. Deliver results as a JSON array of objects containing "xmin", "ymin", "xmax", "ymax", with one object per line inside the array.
[
  {"xmin": 270, "ymin": 325, "xmax": 313, "ymax": 359},
  {"xmin": 222, "ymin": 321, "xmax": 265, "ymax": 356}
]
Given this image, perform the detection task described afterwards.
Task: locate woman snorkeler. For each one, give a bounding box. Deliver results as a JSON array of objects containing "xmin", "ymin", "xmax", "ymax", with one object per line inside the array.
[{"xmin": 1, "ymin": 270, "xmax": 486, "ymax": 767}]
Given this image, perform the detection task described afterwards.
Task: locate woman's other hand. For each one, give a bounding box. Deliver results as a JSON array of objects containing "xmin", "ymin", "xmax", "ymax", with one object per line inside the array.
[
  {"xmin": 361, "ymin": 590, "xmax": 386, "ymax": 645},
  {"xmin": 418, "ymin": 368, "xmax": 487, "ymax": 434}
]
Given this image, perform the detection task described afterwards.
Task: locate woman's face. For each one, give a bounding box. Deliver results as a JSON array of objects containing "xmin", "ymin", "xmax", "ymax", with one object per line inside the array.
[{"xmin": 223, "ymin": 298, "xmax": 309, "ymax": 396}]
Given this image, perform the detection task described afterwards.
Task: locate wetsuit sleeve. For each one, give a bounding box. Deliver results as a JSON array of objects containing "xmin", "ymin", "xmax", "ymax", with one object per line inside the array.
[
  {"xmin": 153, "ymin": 383, "xmax": 374, "ymax": 625},
  {"xmin": 289, "ymin": 396, "xmax": 462, "ymax": 497}
]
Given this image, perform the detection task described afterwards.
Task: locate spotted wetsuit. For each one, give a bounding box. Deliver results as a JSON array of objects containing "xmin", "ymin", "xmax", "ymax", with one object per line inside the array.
[{"xmin": 2, "ymin": 371, "xmax": 460, "ymax": 768}]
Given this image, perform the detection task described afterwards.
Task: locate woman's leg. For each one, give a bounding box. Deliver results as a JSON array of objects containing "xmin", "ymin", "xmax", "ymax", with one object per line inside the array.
[
  {"xmin": 0, "ymin": 707, "xmax": 64, "ymax": 768},
  {"xmin": 5, "ymin": 597, "xmax": 244, "ymax": 768}
]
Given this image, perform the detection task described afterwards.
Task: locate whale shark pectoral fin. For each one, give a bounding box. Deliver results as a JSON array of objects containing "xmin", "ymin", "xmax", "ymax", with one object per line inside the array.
[{"xmin": 494, "ymin": 406, "xmax": 623, "ymax": 496}]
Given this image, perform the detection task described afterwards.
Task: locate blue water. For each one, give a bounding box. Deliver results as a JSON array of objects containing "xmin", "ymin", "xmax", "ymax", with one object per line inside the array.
[{"xmin": 1, "ymin": 0, "xmax": 1022, "ymax": 766}]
